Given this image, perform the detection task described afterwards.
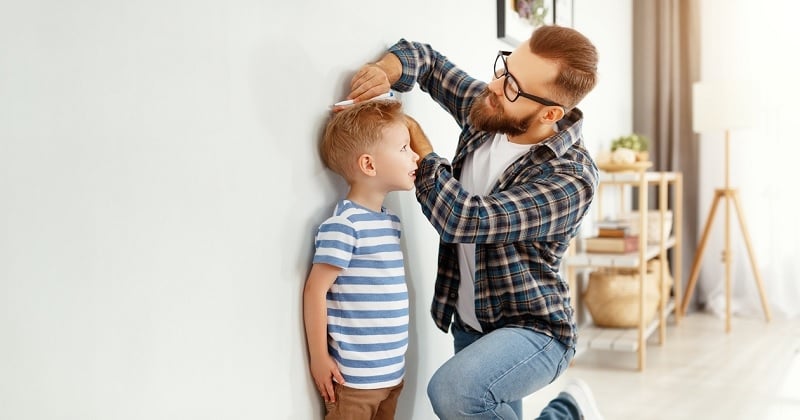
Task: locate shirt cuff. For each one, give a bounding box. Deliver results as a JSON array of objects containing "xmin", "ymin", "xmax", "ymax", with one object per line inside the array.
[
  {"xmin": 415, "ymin": 152, "xmax": 446, "ymax": 191},
  {"xmin": 388, "ymin": 39, "xmax": 418, "ymax": 93}
]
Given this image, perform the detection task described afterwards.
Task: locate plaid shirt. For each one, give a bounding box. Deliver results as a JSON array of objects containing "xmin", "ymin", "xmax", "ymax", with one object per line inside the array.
[{"xmin": 389, "ymin": 39, "xmax": 597, "ymax": 348}]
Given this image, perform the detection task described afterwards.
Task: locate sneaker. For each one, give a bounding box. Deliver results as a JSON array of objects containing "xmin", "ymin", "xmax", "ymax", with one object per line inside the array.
[{"xmin": 561, "ymin": 378, "xmax": 604, "ymax": 420}]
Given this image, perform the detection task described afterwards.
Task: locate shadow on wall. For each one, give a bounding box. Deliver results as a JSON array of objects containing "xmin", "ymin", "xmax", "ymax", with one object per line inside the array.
[{"xmin": 256, "ymin": 38, "xmax": 356, "ymax": 418}]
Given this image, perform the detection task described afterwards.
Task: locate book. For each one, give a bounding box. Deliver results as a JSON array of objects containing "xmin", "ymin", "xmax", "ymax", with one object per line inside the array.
[
  {"xmin": 584, "ymin": 235, "xmax": 639, "ymax": 253},
  {"xmin": 595, "ymin": 219, "xmax": 633, "ymax": 238},
  {"xmin": 597, "ymin": 226, "xmax": 632, "ymax": 238}
]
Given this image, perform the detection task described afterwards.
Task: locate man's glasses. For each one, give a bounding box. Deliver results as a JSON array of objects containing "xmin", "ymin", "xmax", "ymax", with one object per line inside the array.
[{"xmin": 493, "ymin": 51, "xmax": 565, "ymax": 109}]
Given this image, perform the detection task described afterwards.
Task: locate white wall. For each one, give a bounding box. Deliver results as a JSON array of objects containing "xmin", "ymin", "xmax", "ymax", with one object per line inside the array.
[{"xmin": 0, "ymin": 1, "xmax": 631, "ymax": 419}]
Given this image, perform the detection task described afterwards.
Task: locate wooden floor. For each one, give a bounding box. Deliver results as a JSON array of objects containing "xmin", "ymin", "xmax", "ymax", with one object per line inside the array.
[{"xmin": 523, "ymin": 313, "xmax": 800, "ymax": 419}]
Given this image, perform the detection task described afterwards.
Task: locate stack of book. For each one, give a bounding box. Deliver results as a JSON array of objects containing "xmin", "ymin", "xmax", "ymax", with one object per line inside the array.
[{"xmin": 584, "ymin": 220, "xmax": 639, "ymax": 253}]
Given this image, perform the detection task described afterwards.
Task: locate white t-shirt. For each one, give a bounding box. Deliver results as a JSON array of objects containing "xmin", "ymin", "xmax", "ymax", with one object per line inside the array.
[{"xmin": 457, "ymin": 134, "xmax": 532, "ymax": 331}]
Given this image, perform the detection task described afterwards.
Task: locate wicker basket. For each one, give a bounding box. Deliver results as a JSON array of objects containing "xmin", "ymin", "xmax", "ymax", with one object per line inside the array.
[{"xmin": 583, "ymin": 258, "xmax": 673, "ymax": 328}]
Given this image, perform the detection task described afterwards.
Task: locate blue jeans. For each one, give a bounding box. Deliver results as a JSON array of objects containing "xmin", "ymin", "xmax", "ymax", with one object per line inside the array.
[{"xmin": 427, "ymin": 318, "xmax": 579, "ymax": 419}]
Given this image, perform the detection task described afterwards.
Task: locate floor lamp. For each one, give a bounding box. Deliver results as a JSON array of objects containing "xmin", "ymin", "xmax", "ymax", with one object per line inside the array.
[{"xmin": 679, "ymin": 81, "xmax": 772, "ymax": 332}]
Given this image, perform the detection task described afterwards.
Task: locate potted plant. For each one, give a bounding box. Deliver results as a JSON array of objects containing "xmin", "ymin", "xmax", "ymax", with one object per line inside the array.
[{"xmin": 610, "ymin": 133, "xmax": 650, "ymax": 162}]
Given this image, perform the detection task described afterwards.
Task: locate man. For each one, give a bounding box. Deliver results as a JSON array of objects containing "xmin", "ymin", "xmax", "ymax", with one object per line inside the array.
[{"xmin": 347, "ymin": 26, "xmax": 603, "ymax": 419}]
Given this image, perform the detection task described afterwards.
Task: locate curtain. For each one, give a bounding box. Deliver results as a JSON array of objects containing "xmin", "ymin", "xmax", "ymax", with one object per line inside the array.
[
  {"xmin": 632, "ymin": 0, "xmax": 700, "ymax": 307},
  {"xmin": 638, "ymin": 0, "xmax": 800, "ymax": 320},
  {"xmin": 695, "ymin": 0, "xmax": 800, "ymax": 320}
]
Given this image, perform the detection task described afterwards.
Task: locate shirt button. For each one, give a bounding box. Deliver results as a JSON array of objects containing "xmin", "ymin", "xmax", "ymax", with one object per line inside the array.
[{"xmin": 449, "ymin": 293, "xmax": 457, "ymax": 298}]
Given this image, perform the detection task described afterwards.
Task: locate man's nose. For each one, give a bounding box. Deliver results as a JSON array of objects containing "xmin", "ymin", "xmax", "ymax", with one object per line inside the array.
[{"xmin": 487, "ymin": 77, "xmax": 505, "ymax": 96}]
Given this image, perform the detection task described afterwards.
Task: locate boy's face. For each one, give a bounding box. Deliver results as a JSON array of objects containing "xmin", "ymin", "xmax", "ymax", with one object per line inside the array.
[{"xmin": 371, "ymin": 121, "xmax": 419, "ymax": 192}]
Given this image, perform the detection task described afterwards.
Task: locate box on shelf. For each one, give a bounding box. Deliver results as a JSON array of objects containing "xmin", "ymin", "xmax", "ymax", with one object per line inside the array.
[{"xmin": 621, "ymin": 210, "xmax": 673, "ymax": 243}]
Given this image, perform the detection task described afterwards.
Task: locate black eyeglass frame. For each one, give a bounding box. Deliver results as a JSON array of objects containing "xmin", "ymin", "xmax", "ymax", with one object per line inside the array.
[{"xmin": 494, "ymin": 51, "xmax": 565, "ymax": 109}]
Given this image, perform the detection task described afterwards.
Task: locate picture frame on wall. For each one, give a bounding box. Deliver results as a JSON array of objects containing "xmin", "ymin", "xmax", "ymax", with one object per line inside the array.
[{"xmin": 497, "ymin": 0, "xmax": 574, "ymax": 47}]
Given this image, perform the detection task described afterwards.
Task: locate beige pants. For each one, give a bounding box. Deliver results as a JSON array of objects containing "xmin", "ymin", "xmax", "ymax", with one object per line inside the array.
[{"xmin": 324, "ymin": 381, "xmax": 404, "ymax": 420}]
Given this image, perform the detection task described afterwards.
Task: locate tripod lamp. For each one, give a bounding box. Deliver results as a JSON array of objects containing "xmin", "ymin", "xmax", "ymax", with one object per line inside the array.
[{"xmin": 679, "ymin": 80, "xmax": 772, "ymax": 332}]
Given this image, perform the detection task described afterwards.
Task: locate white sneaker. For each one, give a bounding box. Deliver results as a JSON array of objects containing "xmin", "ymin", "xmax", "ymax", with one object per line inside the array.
[{"xmin": 561, "ymin": 378, "xmax": 604, "ymax": 420}]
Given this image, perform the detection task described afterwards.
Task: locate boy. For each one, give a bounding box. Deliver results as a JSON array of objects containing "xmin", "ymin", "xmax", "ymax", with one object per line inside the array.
[{"xmin": 303, "ymin": 100, "xmax": 419, "ymax": 420}]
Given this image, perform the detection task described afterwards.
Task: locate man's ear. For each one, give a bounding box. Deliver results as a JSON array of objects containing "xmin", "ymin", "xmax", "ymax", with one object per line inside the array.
[
  {"xmin": 542, "ymin": 106, "xmax": 566, "ymax": 124},
  {"xmin": 357, "ymin": 153, "xmax": 377, "ymax": 176}
]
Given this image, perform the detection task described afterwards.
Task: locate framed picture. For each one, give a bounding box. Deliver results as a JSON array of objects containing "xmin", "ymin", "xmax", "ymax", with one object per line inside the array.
[{"xmin": 497, "ymin": 0, "xmax": 574, "ymax": 47}]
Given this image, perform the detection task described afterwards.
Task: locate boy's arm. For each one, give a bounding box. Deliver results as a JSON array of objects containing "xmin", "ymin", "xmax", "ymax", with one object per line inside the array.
[{"xmin": 303, "ymin": 263, "xmax": 346, "ymax": 403}]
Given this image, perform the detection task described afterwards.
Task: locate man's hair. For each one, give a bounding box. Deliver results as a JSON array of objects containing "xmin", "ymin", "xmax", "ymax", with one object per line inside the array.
[
  {"xmin": 529, "ymin": 25, "xmax": 598, "ymax": 109},
  {"xmin": 321, "ymin": 100, "xmax": 404, "ymax": 182}
]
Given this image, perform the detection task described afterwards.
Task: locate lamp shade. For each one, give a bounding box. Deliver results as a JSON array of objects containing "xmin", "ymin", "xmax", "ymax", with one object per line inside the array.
[{"xmin": 692, "ymin": 81, "xmax": 759, "ymax": 133}]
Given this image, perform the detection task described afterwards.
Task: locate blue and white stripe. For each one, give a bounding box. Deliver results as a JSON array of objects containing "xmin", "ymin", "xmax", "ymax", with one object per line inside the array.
[{"xmin": 313, "ymin": 200, "xmax": 409, "ymax": 389}]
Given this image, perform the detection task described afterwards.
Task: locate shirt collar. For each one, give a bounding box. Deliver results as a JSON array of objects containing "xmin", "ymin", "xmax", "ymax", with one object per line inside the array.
[{"xmin": 538, "ymin": 107, "xmax": 584, "ymax": 158}]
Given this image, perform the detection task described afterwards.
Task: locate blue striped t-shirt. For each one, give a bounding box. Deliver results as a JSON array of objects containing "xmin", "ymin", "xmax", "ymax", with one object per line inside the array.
[{"xmin": 313, "ymin": 200, "xmax": 409, "ymax": 389}]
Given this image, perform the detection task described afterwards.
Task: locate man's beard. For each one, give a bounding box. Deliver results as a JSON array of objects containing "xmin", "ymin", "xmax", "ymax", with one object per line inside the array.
[{"xmin": 468, "ymin": 89, "xmax": 536, "ymax": 137}]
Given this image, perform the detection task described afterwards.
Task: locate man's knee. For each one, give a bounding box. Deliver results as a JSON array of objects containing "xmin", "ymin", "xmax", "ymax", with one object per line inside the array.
[
  {"xmin": 427, "ymin": 367, "xmax": 461, "ymax": 415},
  {"xmin": 426, "ymin": 369, "xmax": 447, "ymax": 413},
  {"xmin": 428, "ymin": 365, "xmax": 490, "ymax": 416}
]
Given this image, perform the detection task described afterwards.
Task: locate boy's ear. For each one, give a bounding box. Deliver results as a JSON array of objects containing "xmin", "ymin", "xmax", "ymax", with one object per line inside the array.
[{"xmin": 357, "ymin": 153, "xmax": 377, "ymax": 177}]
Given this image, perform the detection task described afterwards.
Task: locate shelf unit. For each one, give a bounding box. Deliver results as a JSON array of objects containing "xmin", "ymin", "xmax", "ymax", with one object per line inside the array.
[{"xmin": 564, "ymin": 168, "xmax": 683, "ymax": 371}]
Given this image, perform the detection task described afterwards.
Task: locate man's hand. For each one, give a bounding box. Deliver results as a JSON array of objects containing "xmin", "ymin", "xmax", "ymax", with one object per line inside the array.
[
  {"xmin": 348, "ymin": 63, "xmax": 392, "ymax": 103},
  {"xmin": 348, "ymin": 53, "xmax": 402, "ymax": 103},
  {"xmin": 404, "ymin": 115, "xmax": 434, "ymax": 158}
]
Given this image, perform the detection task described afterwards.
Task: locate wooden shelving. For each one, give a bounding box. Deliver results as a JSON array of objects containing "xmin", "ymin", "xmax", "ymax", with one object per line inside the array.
[
  {"xmin": 564, "ymin": 169, "xmax": 683, "ymax": 371},
  {"xmin": 575, "ymin": 299, "xmax": 676, "ymax": 354}
]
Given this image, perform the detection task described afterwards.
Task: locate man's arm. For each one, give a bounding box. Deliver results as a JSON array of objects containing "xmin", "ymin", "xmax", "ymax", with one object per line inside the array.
[
  {"xmin": 348, "ymin": 39, "xmax": 485, "ymax": 128},
  {"xmin": 414, "ymin": 158, "xmax": 597, "ymax": 245},
  {"xmin": 404, "ymin": 114, "xmax": 433, "ymax": 158}
]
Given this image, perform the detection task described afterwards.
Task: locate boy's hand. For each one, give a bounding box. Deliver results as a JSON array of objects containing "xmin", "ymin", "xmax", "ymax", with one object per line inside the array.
[
  {"xmin": 310, "ymin": 354, "xmax": 345, "ymax": 403},
  {"xmin": 404, "ymin": 115, "xmax": 434, "ymax": 158}
]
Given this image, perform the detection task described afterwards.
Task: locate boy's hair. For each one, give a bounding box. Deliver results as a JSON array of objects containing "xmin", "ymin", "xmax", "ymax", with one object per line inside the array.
[
  {"xmin": 320, "ymin": 100, "xmax": 404, "ymax": 182},
  {"xmin": 529, "ymin": 25, "xmax": 599, "ymax": 109}
]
